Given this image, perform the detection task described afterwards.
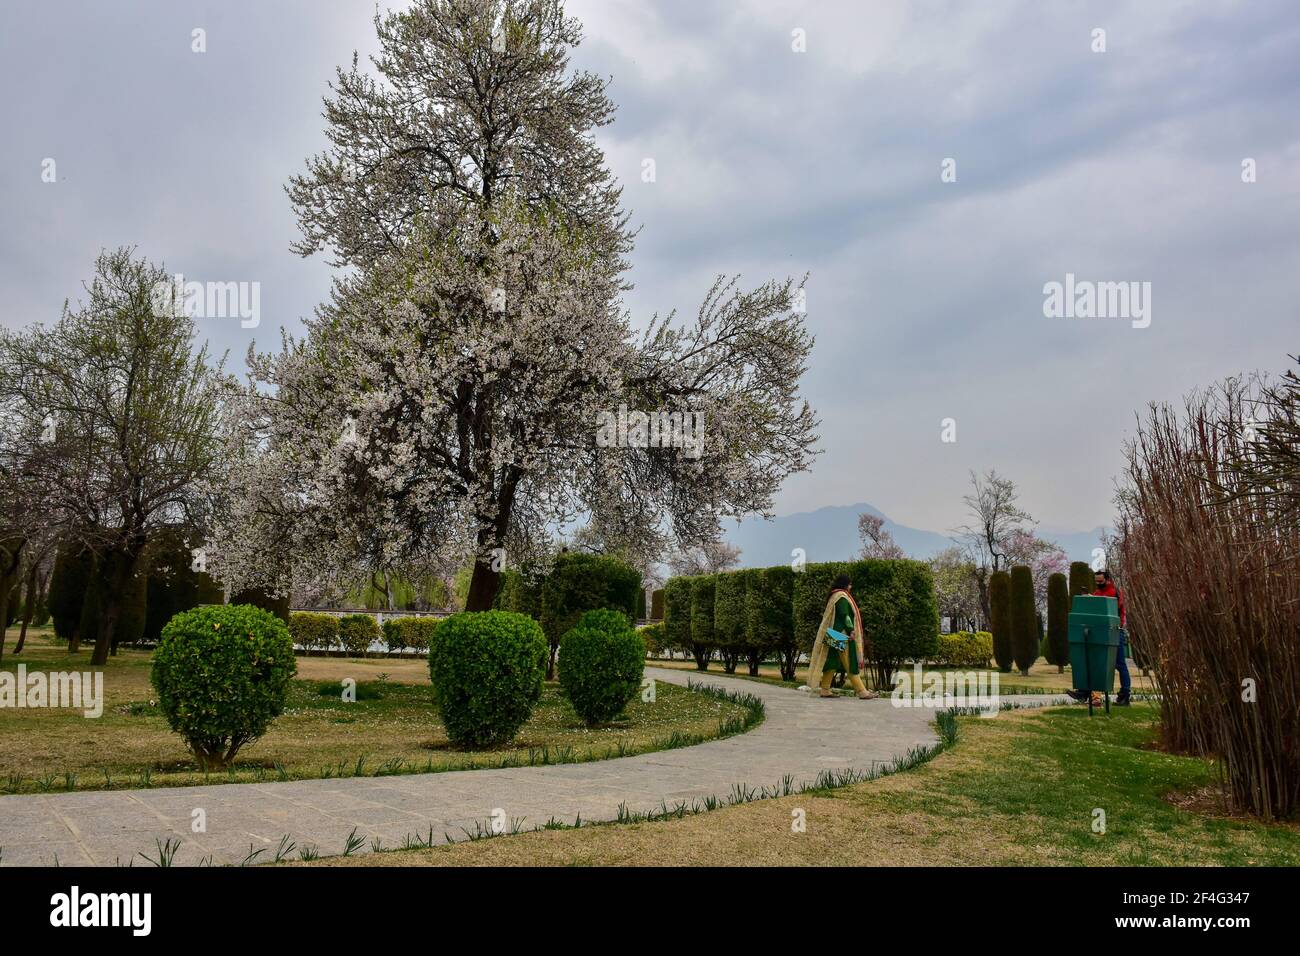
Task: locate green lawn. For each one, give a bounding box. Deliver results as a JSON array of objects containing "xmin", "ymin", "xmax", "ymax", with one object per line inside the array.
[
  {"xmin": 298, "ymin": 701, "xmax": 1300, "ymax": 867},
  {"xmin": 0, "ymin": 630, "xmax": 755, "ymax": 793}
]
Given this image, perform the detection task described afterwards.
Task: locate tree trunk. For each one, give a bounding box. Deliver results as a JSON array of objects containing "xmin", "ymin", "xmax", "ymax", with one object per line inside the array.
[
  {"xmin": 0, "ymin": 539, "xmax": 25, "ymax": 660},
  {"xmin": 14, "ymin": 562, "xmax": 38, "ymax": 653},
  {"xmin": 465, "ymin": 558, "xmax": 502, "ymax": 612},
  {"xmin": 90, "ymin": 548, "xmax": 141, "ymax": 666}
]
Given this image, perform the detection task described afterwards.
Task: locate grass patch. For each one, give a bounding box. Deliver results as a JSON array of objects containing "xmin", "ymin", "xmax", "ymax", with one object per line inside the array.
[
  {"xmin": 295, "ymin": 700, "xmax": 1300, "ymax": 867},
  {"xmin": 0, "ymin": 630, "xmax": 756, "ymax": 793}
]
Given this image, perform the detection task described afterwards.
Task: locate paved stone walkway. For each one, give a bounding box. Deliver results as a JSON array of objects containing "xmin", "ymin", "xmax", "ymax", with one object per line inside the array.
[{"xmin": 0, "ymin": 668, "xmax": 1067, "ymax": 866}]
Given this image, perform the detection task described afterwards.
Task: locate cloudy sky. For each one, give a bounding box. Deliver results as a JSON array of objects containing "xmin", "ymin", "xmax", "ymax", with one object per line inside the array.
[{"xmin": 2, "ymin": 0, "xmax": 1297, "ymax": 539}]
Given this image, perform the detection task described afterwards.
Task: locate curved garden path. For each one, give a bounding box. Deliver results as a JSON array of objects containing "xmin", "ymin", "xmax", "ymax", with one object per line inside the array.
[{"xmin": 0, "ymin": 668, "xmax": 1067, "ymax": 866}]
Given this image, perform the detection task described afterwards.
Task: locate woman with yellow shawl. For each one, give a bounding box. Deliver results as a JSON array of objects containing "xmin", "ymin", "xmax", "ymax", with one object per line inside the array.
[{"xmin": 807, "ymin": 574, "xmax": 876, "ymax": 699}]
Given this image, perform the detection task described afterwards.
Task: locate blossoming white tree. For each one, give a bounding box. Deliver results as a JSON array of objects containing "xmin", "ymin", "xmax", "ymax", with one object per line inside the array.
[{"xmin": 210, "ymin": 0, "xmax": 819, "ymax": 609}]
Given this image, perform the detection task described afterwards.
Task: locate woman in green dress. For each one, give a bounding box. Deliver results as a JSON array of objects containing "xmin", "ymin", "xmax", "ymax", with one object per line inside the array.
[{"xmin": 807, "ymin": 574, "xmax": 876, "ymax": 699}]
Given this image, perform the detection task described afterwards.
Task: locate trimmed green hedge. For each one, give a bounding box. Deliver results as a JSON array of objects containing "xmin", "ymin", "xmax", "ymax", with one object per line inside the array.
[
  {"xmin": 428, "ymin": 611, "xmax": 546, "ymax": 748},
  {"xmin": 1047, "ymin": 572, "xmax": 1069, "ymax": 672},
  {"xmin": 150, "ymin": 604, "xmax": 297, "ymax": 770},
  {"xmin": 662, "ymin": 559, "xmax": 940, "ymax": 687},
  {"xmin": 663, "ymin": 577, "xmax": 693, "ymax": 656},
  {"xmin": 337, "ymin": 613, "xmax": 380, "ymax": 656},
  {"xmin": 558, "ymin": 609, "xmax": 646, "ymax": 725},
  {"xmin": 638, "ymin": 621, "xmax": 665, "ymax": 657},
  {"xmin": 290, "ymin": 612, "xmax": 338, "ymax": 652},
  {"xmin": 689, "ymin": 575, "xmax": 717, "ymax": 670},
  {"xmin": 931, "ymin": 630, "xmax": 993, "ymax": 667},
  {"xmin": 382, "ymin": 615, "xmax": 440, "ymax": 653}
]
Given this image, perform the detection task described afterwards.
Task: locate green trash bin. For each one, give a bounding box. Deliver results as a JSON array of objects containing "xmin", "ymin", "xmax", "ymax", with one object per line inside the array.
[{"xmin": 1068, "ymin": 594, "xmax": 1121, "ymax": 698}]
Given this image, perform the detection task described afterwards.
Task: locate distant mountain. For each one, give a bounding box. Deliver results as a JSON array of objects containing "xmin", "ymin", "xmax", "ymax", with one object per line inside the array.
[{"xmin": 721, "ymin": 503, "xmax": 1106, "ymax": 567}]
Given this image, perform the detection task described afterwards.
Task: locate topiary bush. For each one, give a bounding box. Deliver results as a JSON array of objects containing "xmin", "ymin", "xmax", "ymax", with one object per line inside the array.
[
  {"xmin": 663, "ymin": 577, "xmax": 692, "ymax": 659},
  {"xmin": 688, "ymin": 574, "xmax": 717, "ymax": 671},
  {"xmin": 1009, "ymin": 564, "xmax": 1038, "ymax": 675},
  {"xmin": 712, "ymin": 570, "xmax": 747, "ymax": 674},
  {"xmin": 747, "ymin": 565, "xmax": 797, "ymax": 679},
  {"xmin": 539, "ymin": 552, "xmax": 641, "ymax": 679},
  {"xmin": 150, "ymin": 604, "xmax": 297, "ymax": 770},
  {"xmin": 1069, "ymin": 561, "xmax": 1094, "ymax": 598},
  {"xmin": 989, "ymin": 570, "xmax": 1012, "ymax": 673},
  {"xmin": 290, "ymin": 612, "xmax": 338, "ymax": 653},
  {"xmin": 650, "ymin": 588, "xmax": 664, "ymax": 620},
  {"xmin": 931, "ymin": 630, "xmax": 993, "ymax": 667},
  {"xmin": 638, "ymin": 621, "xmax": 665, "ymax": 657},
  {"xmin": 428, "ymin": 610, "xmax": 546, "ymax": 748},
  {"xmin": 384, "ymin": 616, "xmax": 439, "ymax": 654},
  {"xmin": 1047, "ymin": 572, "xmax": 1069, "ymax": 673},
  {"xmin": 337, "ymin": 613, "xmax": 380, "ymax": 657},
  {"xmin": 558, "ymin": 608, "xmax": 646, "ymax": 726}
]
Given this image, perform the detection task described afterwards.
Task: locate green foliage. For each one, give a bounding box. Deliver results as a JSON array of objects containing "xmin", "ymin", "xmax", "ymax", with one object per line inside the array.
[
  {"xmin": 539, "ymin": 552, "xmax": 640, "ymax": 676},
  {"xmin": 558, "ymin": 609, "xmax": 646, "ymax": 725},
  {"xmin": 791, "ymin": 562, "xmax": 850, "ymax": 654},
  {"xmin": 48, "ymin": 543, "xmax": 94, "ymax": 642},
  {"xmin": 143, "ymin": 535, "xmax": 224, "ymax": 644},
  {"xmin": 1009, "ymin": 565, "xmax": 1037, "ymax": 674},
  {"xmin": 663, "ymin": 577, "xmax": 692, "ymax": 653},
  {"xmin": 337, "ymin": 613, "xmax": 380, "ymax": 656},
  {"xmin": 427, "ymin": 611, "xmax": 546, "ymax": 748},
  {"xmin": 1047, "ymin": 572, "xmax": 1069, "ymax": 669},
  {"xmin": 688, "ymin": 574, "xmax": 717, "ymax": 669},
  {"xmin": 289, "ymin": 612, "xmax": 338, "ymax": 652},
  {"xmin": 150, "ymin": 604, "xmax": 297, "ymax": 770},
  {"xmin": 746, "ymin": 565, "xmax": 797, "ymax": 679},
  {"xmin": 229, "ymin": 587, "xmax": 290, "ymax": 622},
  {"xmin": 382, "ymin": 616, "xmax": 439, "ymax": 653},
  {"xmin": 638, "ymin": 621, "xmax": 665, "ymax": 656},
  {"xmin": 494, "ymin": 569, "xmax": 543, "ymax": 618},
  {"xmin": 650, "ymin": 588, "xmax": 664, "ymax": 620},
  {"xmin": 931, "ymin": 631, "xmax": 993, "ymax": 667},
  {"xmin": 989, "ymin": 570, "xmax": 1012, "ymax": 673},
  {"xmin": 636, "ymin": 587, "xmax": 647, "ymax": 620},
  {"xmin": 1069, "ymin": 561, "xmax": 1094, "ymax": 598},
  {"xmin": 847, "ymin": 558, "xmax": 940, "ymax": 686},
  {"xmin": 712, "ymin": 570, "xmax": 748, "ymax": 672}
]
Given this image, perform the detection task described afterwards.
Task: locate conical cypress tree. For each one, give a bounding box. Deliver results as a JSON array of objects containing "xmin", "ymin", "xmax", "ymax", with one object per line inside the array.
[
  {"xmin": 1047, "ymin": 572, "xmax": 1069, "ymax": 674},
  {"xmin": 1009, "ymin": 565, "xmax": 1037, "ymax": 674},
  {"xmin": 1069, "ymin": 561, "xmax": 1094, "ymax": 598},
  {"xmin": 989, "ymin": 570, "xmax": 1012, "ymax": 673}
]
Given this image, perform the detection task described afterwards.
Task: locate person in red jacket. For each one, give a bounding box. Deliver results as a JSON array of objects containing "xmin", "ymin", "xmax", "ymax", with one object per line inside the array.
[{"xmin": 1066, "ymin": 569, "xmax": 1131, "ymax": 706}]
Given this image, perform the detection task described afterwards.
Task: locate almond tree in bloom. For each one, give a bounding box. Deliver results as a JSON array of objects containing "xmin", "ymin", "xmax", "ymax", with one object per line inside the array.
[{"xmin": 209, "ymin": 0, "xmax": 818, "ymax": 608}]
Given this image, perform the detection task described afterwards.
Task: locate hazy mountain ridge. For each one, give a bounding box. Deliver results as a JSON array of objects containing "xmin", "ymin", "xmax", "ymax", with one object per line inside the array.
[{"xmin": 721, "ymin": 503, "xmax": 1106, "ymax": 567}]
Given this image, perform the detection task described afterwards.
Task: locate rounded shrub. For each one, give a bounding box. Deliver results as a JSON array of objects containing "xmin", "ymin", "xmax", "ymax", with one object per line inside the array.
[
  {"xmin": 289, "ymin": 611, "xmax": 338, "ymax": 652},
  {"xmin": 558, "ymin": 609, "xmax": 646, "ymax": 725},
  {"xmin": 337, "ymin": 613, "xmax": 380, "ymax": 657},
  {"xmin": 428, "ymin": 611, "xmax": 546, "ymax": 748},
  {"xmin": 150, "ymin": 604, "xmax": 297, "ymax": 770},
  {"xmin": 931, "ymin": 630, "xmax": 993, "ymax": 667}
]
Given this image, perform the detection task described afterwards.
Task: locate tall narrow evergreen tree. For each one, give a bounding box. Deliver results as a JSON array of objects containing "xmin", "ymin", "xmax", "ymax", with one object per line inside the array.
[
  {"xmin": 1047, "ymin": 571, "xmax": 1069, "ymax": 674},
  {"xmin": 1009, "ymin": 564, "xmax": 1037, "ymax": 675},
  {"xmin": 989, "ymin": 570, "xmax": 1012, "ymax": 673},
  {"xmin": 1069, "ymin": 561, "xmax": 1094, "ymax": 597}
]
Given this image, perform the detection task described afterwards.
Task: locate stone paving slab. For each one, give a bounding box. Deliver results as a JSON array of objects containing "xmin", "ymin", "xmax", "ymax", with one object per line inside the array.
[{"xmin": 0, "ymin": 667, "xmax": 1067, "ymax": 866}]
